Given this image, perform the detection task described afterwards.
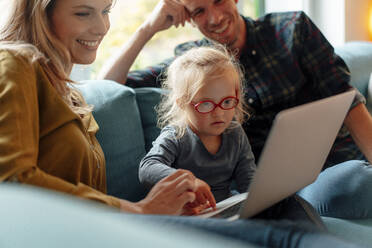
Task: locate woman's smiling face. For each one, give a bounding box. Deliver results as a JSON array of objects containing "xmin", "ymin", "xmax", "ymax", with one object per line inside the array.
[{"xmin": 50, "ymin": 0, "xmax": 112, "ymax": 65}]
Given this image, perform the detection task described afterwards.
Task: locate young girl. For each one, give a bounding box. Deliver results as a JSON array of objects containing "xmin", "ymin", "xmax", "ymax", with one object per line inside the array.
[{"xmin": 139, "ymin": 46, "xmax": 256, "ymax": 211}]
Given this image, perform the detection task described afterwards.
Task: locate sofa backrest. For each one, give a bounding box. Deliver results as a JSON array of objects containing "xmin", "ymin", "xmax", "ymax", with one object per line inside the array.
[
  {"xmin": 77, "ymin": 80, "xmax": 150, "ymax": 201},
  {"xmin": 133, "ymin": 87, "xmax": 165, "ymax": 152},
  {"xmin": 335, "ymin": 41, "xmax": 372, "ymax": 98}
]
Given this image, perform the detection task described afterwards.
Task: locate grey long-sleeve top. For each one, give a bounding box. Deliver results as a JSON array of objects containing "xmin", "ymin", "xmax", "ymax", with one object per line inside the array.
[{"xmin": 139, "ymin": 123, "xmax": 256, "ymax": 202}]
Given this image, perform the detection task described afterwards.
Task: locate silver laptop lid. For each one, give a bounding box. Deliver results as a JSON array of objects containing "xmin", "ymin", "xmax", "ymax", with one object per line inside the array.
[{"xmin": 239, "ymin": 90, "xmax": 356, "ymax": 219}]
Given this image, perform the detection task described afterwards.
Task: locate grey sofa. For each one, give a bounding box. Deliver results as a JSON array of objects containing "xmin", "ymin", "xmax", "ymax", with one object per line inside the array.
[{"xmin": 1, "ymin": 42, "xmax": 372, "ymax": 247}]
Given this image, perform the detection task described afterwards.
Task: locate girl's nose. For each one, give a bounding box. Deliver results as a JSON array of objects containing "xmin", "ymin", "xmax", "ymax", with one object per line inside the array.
[{"xmin": 211, "ymin": 105, "xmax": 225, "ymax": 116}]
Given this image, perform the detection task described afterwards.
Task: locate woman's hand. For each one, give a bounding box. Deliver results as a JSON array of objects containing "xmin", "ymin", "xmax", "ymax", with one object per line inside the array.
[
  {"xmin": 143, "ymin": 0, "xmax": 190, "ymax": 34},
  {"xmin": 182, "ymin": 178, "xmax": 217, "ymax": 215},
  {"xmin": 130, "ymin": 169, "xmax": 197, "ymax": 215}
]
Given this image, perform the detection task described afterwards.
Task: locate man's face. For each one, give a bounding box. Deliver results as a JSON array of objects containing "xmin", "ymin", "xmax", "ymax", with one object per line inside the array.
[{"xmin": 181, "ymin": 0, "xmax": 245, "ymax": 51}]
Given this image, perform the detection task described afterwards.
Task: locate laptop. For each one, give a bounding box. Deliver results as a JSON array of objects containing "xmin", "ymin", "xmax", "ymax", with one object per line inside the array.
[{"xmin": 198, "ymin": 89, "xmax": 356, "ymax": 220}]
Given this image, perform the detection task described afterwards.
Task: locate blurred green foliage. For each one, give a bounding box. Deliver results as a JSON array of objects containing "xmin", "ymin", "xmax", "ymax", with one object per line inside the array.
[{"xmin": 91, "ymin": 0, "xmax": 259, "ymax": 79}]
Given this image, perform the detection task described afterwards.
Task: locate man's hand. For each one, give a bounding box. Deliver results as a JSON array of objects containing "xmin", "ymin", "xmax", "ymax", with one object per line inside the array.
[{"xmin": 143, "ymin": 0, "xmax": 190, "ymax": 33}]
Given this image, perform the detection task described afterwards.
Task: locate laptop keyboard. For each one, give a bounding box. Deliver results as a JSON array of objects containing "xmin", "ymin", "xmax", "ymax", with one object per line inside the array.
[{"xmin": 212, "ymin": 201, "xmax": 244, "ymax": 218}]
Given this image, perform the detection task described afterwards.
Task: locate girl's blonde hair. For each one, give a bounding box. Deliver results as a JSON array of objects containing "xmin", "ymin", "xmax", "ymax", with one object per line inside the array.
[
  {"xmin": 157, "ymin": 45, "xmax": 249, "ymax": 138},
  {"xmin": 0, "ymin": 0, "xmax": 90, "ymax": 114}
]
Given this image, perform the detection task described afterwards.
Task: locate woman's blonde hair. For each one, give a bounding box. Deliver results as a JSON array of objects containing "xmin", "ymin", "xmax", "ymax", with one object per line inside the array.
[
  {"xmin": 157, "ymin": 45, "xmax": 249, "ymax": 138},
  {"xmin": 0, "ymin": 0, "xmax": 90, "ymax": 114}
]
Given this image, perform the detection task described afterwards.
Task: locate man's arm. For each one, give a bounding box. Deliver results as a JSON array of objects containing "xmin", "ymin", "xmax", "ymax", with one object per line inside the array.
[
  {"xmin": 98, "ymin": 0, "xmax": 189, "ymax": 85},
  {"xmin": 125, "ymin": 57, "xmax": 174, "ymax": 88},
  {"xmin": 296, "ymin": 12, "xmax": 372, "ymax": 163},
  {"xmin": 344, "ymin": 103, "xmax": 372, "ymax": 164},
  {"xmin": 125, "ymin": 38, "xmax": 210, "ymax": 88}
]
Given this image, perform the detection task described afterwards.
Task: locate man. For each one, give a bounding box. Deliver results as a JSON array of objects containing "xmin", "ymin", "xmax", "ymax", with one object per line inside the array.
[{"xmin": 100, "ymin": 0, "xmax": 371, "ymax": 168}]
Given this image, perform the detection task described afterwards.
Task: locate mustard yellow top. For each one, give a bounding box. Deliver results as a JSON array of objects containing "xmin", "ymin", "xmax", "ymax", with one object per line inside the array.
[{"xmin": 0, "ymin": 50, "xmax": 120, "ymax": 208}]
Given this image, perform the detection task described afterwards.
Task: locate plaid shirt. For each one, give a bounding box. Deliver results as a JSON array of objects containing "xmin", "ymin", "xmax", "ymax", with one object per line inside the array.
[{"xmin": 127, "ymin": 11, "xmax": 366, "ymax": 168}]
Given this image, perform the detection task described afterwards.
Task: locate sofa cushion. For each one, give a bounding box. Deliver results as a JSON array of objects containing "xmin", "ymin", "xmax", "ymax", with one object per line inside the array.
[
  {"xmin": 0, "ymin": 184, "xmax": 250, "ymax": 248},
  {"xmin": 134, "ymin": 87, "xmax": 166, "ymax": 152},
  {"xmin": 335, "ymin": 41, "xmax": 372, "ymax": 97},
  {"xmin": 77, "ymin": 80, "xmax": 147, "ymax": 202}
]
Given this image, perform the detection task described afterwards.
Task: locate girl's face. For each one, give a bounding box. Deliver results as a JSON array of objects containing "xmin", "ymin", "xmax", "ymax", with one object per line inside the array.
[
  {"xmin": 186, "ymin": 70, "xmax": 238, "ymax": 139},
  {"xmin": 50, "ymin": 0, "xmax": 112, "ymax": 65}
]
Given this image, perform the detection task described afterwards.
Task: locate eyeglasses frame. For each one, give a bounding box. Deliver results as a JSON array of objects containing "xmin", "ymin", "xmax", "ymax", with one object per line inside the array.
[{"xmin": 190, "ymin": 96, "xmax": 240, "ymax": 114}]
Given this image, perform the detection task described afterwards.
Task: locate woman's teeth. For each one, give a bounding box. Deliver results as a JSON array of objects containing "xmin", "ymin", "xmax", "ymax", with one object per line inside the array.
[{"xmin": 77, "ymin": 40, "xmax": 99, "ymax": 47}]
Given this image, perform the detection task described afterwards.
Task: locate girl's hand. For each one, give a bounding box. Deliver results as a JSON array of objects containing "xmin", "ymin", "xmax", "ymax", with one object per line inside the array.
[{"xmin": 132, "ymin": 169, "xmax": 197, "ymax": 215}]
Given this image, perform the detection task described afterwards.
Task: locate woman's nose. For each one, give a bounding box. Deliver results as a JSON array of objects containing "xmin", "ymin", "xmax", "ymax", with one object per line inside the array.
[{"xmin": 93, "ymin": 15, "xmax": 110, "ymax": 36}]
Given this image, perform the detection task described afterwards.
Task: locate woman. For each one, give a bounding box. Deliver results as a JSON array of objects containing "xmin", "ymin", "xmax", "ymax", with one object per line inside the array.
[
  {"xmin": 0, "ymin": 0, "xmax": 197, "ymax": 215},
  {"xmin": 0, "ymin": 0, "xmax": 363, "ymax": 247}
]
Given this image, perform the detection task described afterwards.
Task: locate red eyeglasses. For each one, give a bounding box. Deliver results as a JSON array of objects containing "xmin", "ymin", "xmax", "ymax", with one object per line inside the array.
[{"xmin": 190, "ymin": 96, "xmax": 239, "ymax": 114}]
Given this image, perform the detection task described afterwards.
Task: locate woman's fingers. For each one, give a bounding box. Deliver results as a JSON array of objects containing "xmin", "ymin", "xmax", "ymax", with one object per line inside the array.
[
  {"xmin": 194, "ymin": 178, "xmax": 216, "ymax": 208},
  {"xmin": 195, "ymin": 190, "xmax": 207, "ymax": 204},
  {"xmin": 178, "ymin": 190, "xmax": 196, "ymax": 206},
  {"xmin": 173, "ymin": 176, "xmax": 196, "ymax": 194},
  {"xmin": 204, "ymin": 191, "xmax": 217, "ymax": 209},
  {"xmin": 138, "ymin": 170, "xmax": 216, "ymax": 215},
  {"xmin": 137, "ymin": 171, "xmax": 197, "ymax": 215}
]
